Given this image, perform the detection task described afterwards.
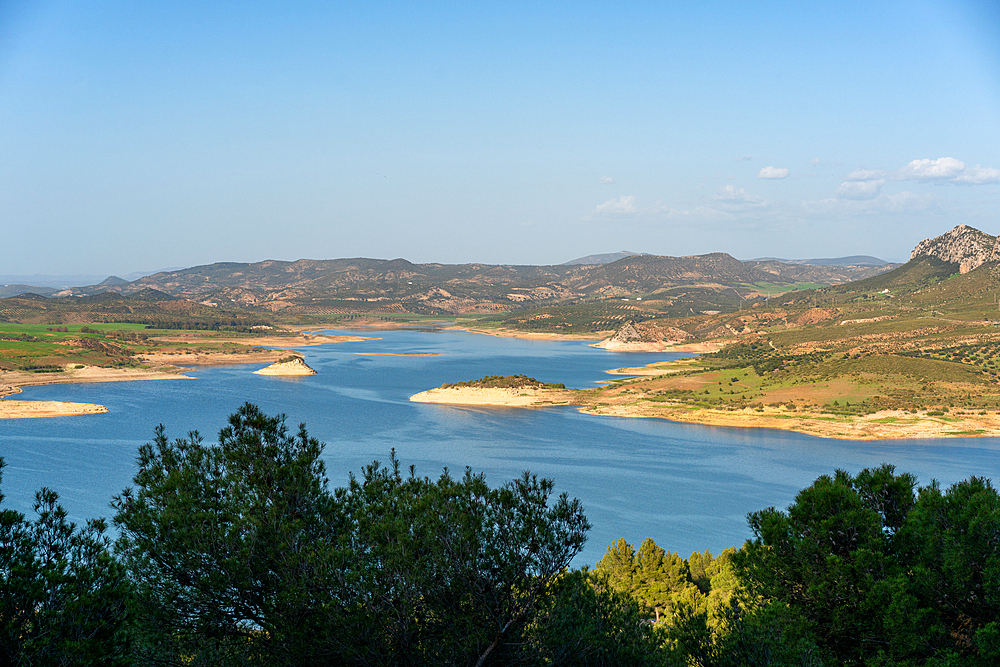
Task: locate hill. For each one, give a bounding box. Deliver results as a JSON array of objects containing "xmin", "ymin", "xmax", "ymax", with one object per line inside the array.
[
  {"xmin": 24, "ymin": 252, "xmax": 889, "ymax": 320},
  {"xmin": 560, "ymin": 224, "xmax": 1000, "ymax": 437},
  {"xmin": 752, "ymin": 255, "xmax": 893, "ymax": 267},
  {"xmin": 562, "ymin": 250, "xmax": 646, "ymax": 265}
]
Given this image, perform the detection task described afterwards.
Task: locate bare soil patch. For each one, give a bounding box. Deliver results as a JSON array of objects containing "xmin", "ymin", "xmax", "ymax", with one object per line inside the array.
[{"xmin": 0, "ymin": 400, "xmax": 108, "ymax": 419}]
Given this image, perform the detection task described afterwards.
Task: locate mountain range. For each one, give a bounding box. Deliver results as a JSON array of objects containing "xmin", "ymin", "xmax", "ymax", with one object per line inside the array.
[{"xmin": 2, "ymin": 254, "xmax": 898, "ymax": 317}]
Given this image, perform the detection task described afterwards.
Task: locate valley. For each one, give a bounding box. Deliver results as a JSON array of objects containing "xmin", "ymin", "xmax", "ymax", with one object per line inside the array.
[{"xmin": 4, "ymin": 224, "xmax": 1000, "ymax": 439}]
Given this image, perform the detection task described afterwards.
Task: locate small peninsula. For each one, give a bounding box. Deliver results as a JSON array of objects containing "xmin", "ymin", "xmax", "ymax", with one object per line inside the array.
[
  {"xmin": 253, "ymin": 356, "xmax": 317, "ymax": 376},
  {"xmin": 410, "ymin": 368, "xmax": 1000, "ymax": 441},
  {"xmin": 0, "ymin": 400, "xmax": 108, "ymax": 419},
  {"xmin": 0, "ymin": 327, "xmax": 372, "ymax": 417},
  {"xmin": 410, "ymin": 375, "xmax": 576, "ymax": 407}
]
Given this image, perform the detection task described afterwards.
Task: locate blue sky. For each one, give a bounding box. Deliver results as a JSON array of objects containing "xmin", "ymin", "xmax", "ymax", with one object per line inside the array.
[{"xmin": 1, "ymin": 1, "xmax": 998, "ymax": 275}]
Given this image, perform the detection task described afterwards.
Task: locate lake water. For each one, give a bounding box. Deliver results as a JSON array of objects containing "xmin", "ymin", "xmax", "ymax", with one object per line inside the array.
[{"xmin": 3, "ymin": 327, "xmax": 1000, "ymax": 567}]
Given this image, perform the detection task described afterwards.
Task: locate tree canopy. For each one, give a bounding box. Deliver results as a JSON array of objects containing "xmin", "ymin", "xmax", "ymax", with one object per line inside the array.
[
  {"xmin": 114, "ymin": 403, "xmax": 593, "ymax": 666},
  {"xmin": 0, "ymin": 458, "xmax": 131, "ymax": 665},
  {"xmin": 731, "ymin": 464, "xmax": 1000, "ymax": 666},
  {"xmin": 4, "ymin": 404, "xmax": 1000, "ymax": 667}
]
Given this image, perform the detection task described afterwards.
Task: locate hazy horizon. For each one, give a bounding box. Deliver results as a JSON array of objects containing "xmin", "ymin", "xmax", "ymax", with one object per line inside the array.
[{"xmin": 2, "ymin": 1, "xmax": 997, "ymax": 276}]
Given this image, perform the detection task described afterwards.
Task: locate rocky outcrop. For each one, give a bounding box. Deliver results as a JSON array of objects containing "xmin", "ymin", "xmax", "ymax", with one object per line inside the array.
[
  {"xmin": 253, "ymin": 356, "xmax": 317, "ymax": 376},
  {"xmin": 910, "ymin": 224, "xmax": 997, "ymax": 274},
  {"xmin": 593, "ymin": 320, "xmax": 694, "ymax": 351}
]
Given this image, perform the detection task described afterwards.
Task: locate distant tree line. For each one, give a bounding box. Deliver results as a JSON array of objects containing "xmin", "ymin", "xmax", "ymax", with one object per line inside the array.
[
  {"xmin": 1, "ymin": 406, "xmax": 998, "ymax": 665},
  {"xmin": 137, "ymin": 318, "xmax": 271, "ymax": 332},
  {"xmin": 0, "ymin": 332, "xmax": 42, "ymax": 342},
  {"xmin": 85, "ymin": 316, "xmax": 273, "ymax": 332}
]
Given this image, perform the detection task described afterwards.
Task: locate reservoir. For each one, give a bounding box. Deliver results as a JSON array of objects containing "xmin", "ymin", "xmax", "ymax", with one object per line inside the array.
[{"xmin": 3, "ymin": 327, "xmax": 1000, "ymax": 567}]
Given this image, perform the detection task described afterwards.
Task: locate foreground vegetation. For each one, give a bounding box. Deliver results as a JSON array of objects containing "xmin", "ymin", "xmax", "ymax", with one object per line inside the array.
[{"xmin": 2, "ymin": 405, "xmax": 998, "ymax": 665}]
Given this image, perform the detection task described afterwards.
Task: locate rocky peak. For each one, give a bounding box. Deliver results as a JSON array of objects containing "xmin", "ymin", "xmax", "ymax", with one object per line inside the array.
[
  {"xmin": 609, "ymin": 320, "xmax": 643, "ymax": 343},
  {"xmin": 910, "ymin": 224, "xmax": 997, "ymax": 274}
]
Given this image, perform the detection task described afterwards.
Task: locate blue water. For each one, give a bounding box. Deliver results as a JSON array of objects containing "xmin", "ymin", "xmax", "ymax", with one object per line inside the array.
[{"xmin": 3, "ymin": 327, "xmax": 1000, "ymax": 567}]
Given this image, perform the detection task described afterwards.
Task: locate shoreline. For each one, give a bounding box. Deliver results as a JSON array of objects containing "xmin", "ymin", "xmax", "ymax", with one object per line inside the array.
[
  {"xmin": 409, "ymin": 385, "xmax": 1000, "ymax": 441},
  {"xmin": 0, "ymin": 400, "xmax": 109, "ymax": 419},
  {"xmin": 359, "ymin": 321, "xmax": 720, "ymax": 351},
  {"xmin": 441, "ymin": 325, "xmax": 607, "ymax": 342},
  {"xmin": 151, "ymin": 331, "xmax": 377, "ymax": 348},
  {"xmin": 580, "ymin": 403, "xmax": 1000, "ymax": 441},
  {"xmin": 0, "ymin": 331, "xmax": 375, "ymax": 418},
  {"xmin": 590, "ymin": 340, "xmax": 723, "ymax": 353},
  {"xmin": 410, "ymin": 386, "xmax": 578, "ymax": 407}
]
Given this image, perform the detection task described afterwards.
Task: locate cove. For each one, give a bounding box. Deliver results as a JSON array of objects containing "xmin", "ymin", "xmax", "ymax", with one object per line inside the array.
[{"xmin": 2, "ymin": 327, "xmax": 1000, "ymax": 567}]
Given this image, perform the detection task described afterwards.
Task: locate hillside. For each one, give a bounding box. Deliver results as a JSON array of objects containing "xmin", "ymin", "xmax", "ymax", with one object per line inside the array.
[
  {"xmin": 5, "ymin": 252, "xmax": 896, "ymax": 320},
  {"xmin": 0, "ymin": 291, "xmax": 269, "ymax": 330},
  {"xmin": 561, "ymin": 224, "xmax": 1000, "ymax": 437}
]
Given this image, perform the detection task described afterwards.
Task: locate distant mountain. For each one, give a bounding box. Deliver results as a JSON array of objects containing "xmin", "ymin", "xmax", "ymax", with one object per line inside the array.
[
  {"xmin": 751, "ymin": 255, "xmax": 893, "ymax": 267},
  {"xmin": 800, "ymin": 255, "xmax": 892, "ymax": 267},
  {"xmin": 0, "ymin": 275, "xmax": 108, "ymax": 289},
  {"xmin": 3, "ymin": 251, "xmax": 901, "ymax": 319},
  {"xmin": 81, "ymin": 251, "xmax": 893, "ymax": 315},
  {"xmin": 0, "ymin": 268, "xmax": 183, "ymax": 292},
  {"xmin": 563, "ymin": 251, "xmax": 646, "ymax": 265},
  {"xmin": 0, "ymin": 284, "xmax": 59, "ymax": 298}
]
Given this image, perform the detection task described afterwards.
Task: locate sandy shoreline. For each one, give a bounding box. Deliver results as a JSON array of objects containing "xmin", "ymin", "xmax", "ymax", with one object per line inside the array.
[
  {"xmin": 581, "ymin": 403, "xmax": 1000, "ymax": 441},
  {"xmin": 0, "ymin": 366, "xmax": 195, "ymax": 418},
  {"xmin": 442, "ymin": 325, "xmax": 606, "ymax": 341},
  {"xmin": 0, "ymin": 400, "xmax": 109, "ymax": 419},
  {"xmin": 410, "ymin": 386, "xmax": 578, "ymax": 407},
  {"xmin": 152, "ymin": 332, "xmax": 377, "ymax": 348},
  {"xmin": 1, "ymin": 365, "xmax": 195, "ymax": 393},
  {"xmin": 408, "ymin": 385, "xmax": 1000, "ymax": 440},
  {"xmin": 0, "ymin": 331, "xmax": 372, "ymax": 418}
]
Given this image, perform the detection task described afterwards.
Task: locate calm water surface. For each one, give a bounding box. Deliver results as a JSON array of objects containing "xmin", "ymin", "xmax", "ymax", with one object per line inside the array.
[{"xmin": 3, "ymin": 328, "xmax": 999, "ymax": 567}]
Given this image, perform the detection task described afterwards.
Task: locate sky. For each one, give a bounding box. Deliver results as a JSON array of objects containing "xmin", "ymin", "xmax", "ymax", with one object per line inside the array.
[{"xmin": 1, "ymin": 1, "xmax": 999, "ymax": 276}]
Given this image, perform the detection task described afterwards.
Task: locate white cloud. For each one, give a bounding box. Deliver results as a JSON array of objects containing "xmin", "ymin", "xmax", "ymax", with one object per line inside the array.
[
  {"xmin": 845, "ymin": 168, "xmax": 885, "ymax": 181},
  {"xmin": 836, "ymin": 179, "xmax": 885, "ymax": 200},
  {"xmin": 809, "ymin": 157, "xmax": 821, "ymax": 165},
  {"xmin": 736, "ymin": 155, "xmax": 753, "ymax": 161},
  {"xmin": 599, "ymin": 175, "xmax": 615, "ymax": 184},
  {"xmin": 886, "ymin": 157, "xmax": 1000, "ymax": 185},
  {"xmin": 757, "ymin": 166, "xmax": 789, "ymax": 179},
  {"xmin": 953, "ymin": 165, "xmax": 1000, "ymax": 185},
  {"xmin": 592, "ymin": 195, "xmax": 638, "ymax": 216},
  {"xmin": 896, "ymin": 157, "xmax": 966, "ymax": 181},
  {"xmin": 714, "ymin": 185, "xmax": 765, "ymax": 207}
]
